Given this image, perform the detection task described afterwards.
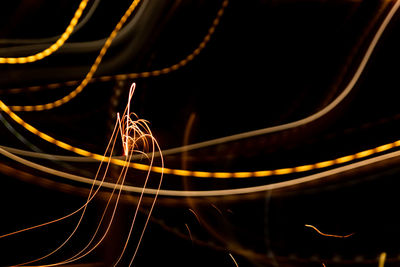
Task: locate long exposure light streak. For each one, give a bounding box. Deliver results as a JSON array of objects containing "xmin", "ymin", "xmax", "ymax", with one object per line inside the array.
[
  {"xmin": 0, "ymin": 1, "xmax": 400, "ymax": 182},
  {"xmin": 379, "ymin": 252, "xmax": 387, "ymax": 267},
  {"xmin": 1, "ymin": 0, "xmax": 229, "ymax": 95},
  {"xmin": 2, "ymin": 134, "xmax": 400, "ymax": 198},
  {"xmin": 2, "ymin": 91, "xmax": 400, "ymax": 179},
  {"xmin": 5, "ymin": 0, "xmax": 395, "ymax": 158},
  {"xmin": 157, "ymin": 0, "xmax": 400, "ymax": 156},
  {"xmin": 8, "ymin": 0, "xmax": 142, "ymax": 112},
  {"xmin": 0, "ymin": 83, "xmax": 164, "ymax": 266},
  {"xmin": 0, "ymin": 0, "xmax": 397, "ymax": 178},
  {"xmin": 0, "ymin": 0, "xmax": 100, "ymax": 46},
  {"xmin": 0, "ymin": 0, "xmax": 89, "ymax": 64},
  {"xmin": 305, "ymin": 224, "xmax": 354, "ymax": 238}
]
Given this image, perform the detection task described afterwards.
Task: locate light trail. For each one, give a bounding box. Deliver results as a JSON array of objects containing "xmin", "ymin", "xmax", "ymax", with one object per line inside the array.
[
  {"xmin": 8, "ymin": 0, "xmax": 142, "ymax": 112},
  {"xmin": 157, "ymin": 0, "xmax": 400, "ymax": 156},
  {"xmin": 0, "ymin": 84, "xmax": 164, "ymax": 266},
  {"xmin": 229, "ymin": 253, "xmax": 239, "ymax": 267},
  {"xmin": 185, "ymin": 224, "xmax": 193, "ymax": 244},
  {"xmin": 379, "ymin": 252, "xmax": 387, "ymax": 267},
  {"xmin": 1, "ymin": 0, "xmax": 229, "ymax": 95},
  {"xmin": 0, "ymin": 0, "xmax": 89, "ymax": 64},
  {"xmin": 0, "ymin": 0, "xmax": 398, "ymax": 178},
  {"xmin": 2, "ymin": 92, "xmax": 400, "ymax": 179},
  {"xmin": 0, "ymin": 0, "xmax": 100, "ymax": 45},
  {"xmin": 7, "ymin": 0, "xmax": 228, "ymax": 113},
  {"xmin": 305, "ymin": 224, "xmax": 354, "ymax": 238},
  {"xmin": 11, "ymin": 116, "xmax": 124, "ymax": 266},
  {"xmin": 2, "ymin": 134, "xmax": 400, "ymax": 198},
  {"xmin": 4, "ymin": 0, "xmax": 390, "ymax": 154}
]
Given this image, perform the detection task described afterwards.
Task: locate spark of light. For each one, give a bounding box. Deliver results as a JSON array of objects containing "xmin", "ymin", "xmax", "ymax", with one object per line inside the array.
[{"xmin": 305, "ymin": 224, "xmax": 354, "ymax": 238}]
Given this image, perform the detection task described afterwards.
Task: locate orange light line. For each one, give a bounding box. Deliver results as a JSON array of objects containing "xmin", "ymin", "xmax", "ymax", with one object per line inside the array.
[
  {"xmin": 9, "ymin": 0, "xmax": 141, "ymax": 112},
  {"xmin": 7, "ymin": 0, "xmax": 229, "ymax": 111},
  {"xmin": 0, "ymin": 0, "xmax": 89, "ymax": 64},
  {"xmin": 305, "ymin": 224, "xmax": 354, "ymax": 238},
  {"xmin": 2, "ymin": 96, "xmax": 400, "ymax": 179},
  {"xmin": 379, "ymin": 252, "xmax": 387, "ymax": 267}
]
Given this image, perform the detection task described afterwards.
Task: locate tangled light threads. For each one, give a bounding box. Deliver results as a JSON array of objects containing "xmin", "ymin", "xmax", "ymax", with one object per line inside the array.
[{"xmin": 0, "ymin": 83, "xmax": 163, "ymax": 266}]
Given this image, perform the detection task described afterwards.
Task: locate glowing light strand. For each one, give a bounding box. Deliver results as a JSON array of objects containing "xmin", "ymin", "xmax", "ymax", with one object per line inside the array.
[
  {"xmin": 4, "ymin": 0, "xmax": 398, "ymax": 167},
  {"xmin": 379, "ymin": 252, "xmax": 387, "ymax": 267},
  {"xmin": 0, "ymin": 0, "xmax": 89, "ymax": 64},
  {"xmin": 3, "ymin": 0, "xmax": 229, "ymax": 95},
  {"xmin": 1, "ymin": 83, "xmax": 164, "ymax": 266},
  {"xmin": 2, "ymin": 92, "xmax": 400, "ymax": 179},
  {"xmin": 305, "ymin": 224, "xmax": 354, "ymax": 238},
  {"xmin": 1, "ymin": 139, "xmax": 400, "ymax": 197},
  {"xmin": 9, "ymin": 0, "xmax": 142, "ymax": 112},
  {"xmin": 7, "ymin": 0, "xmax": 228, "ymax": 112}
]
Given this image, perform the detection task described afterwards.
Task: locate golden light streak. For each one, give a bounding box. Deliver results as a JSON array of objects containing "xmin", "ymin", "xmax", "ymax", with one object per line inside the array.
[
  {"xmin": 2, "ymin": 91, "xmax": 400, "ymax": 179},
  {"xmin": 3, "ymin": 141, "xmax": 400, "ymax": 197},
  {"xmin": 9, "ymin": 0, "xmax": 142, "ymax": 112},
  {"xmin": 379, "ymin": 252, "xmax": 387, "ymax": 267},
  {"xmin": 0, "ymin": 0, "xmax": 89, "ymax": 64},
  {"xmin": 0, "ymin": 83, "xmax": 164, "ymax": 266},
  {"xmin": 305, "ymin": 224, "xmax": 354, "ymax": 238},
  {"xmin": 7, "ymin": 0, "xmax": 229, "ymax": 112},
  {"xmin": 355, "ymin": 149, "xmax": 375, "ymax": 158},
  {"xmin": 376, "ymin": 143, "xmax": 394, "ymax": 153},
  {"xmin": 335, "ymin": 155, "xmax": 355, "ymax": 164},
  {"xmin": 1, "ymin": 1, "xmax": 400, "ymax": 179}
]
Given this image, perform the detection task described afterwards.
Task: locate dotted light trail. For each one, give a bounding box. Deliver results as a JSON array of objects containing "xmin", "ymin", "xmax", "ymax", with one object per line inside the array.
[
  {"xmin": 0, "ymin": 0, "xmax": 89, "ymax": 64},
  {"xmin": 8, "ymin": 0, "xmax": 142, "ymax": 112},
  {"xmin": 2, "ymin": 96, "xmax": 400, "ymax": 178},
  {"xmin": 3, "ymin": 0, "xmax": 229, "ymax": 95},
  {"xmin": 7, "ymin": 0, "xmax": 229, "ymax": 112}
]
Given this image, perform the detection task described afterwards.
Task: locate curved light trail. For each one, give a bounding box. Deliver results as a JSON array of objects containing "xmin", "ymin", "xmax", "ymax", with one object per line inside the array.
[
  {"xmin": 8, "ymin": 0, "xmax": 142, "ymax": 111},
  {"xmin": 0, "ymin": 0, "xmax": 89, "ymax": 64},
  {"xmin": 1, "ymin": 140, "xmax": 400, "ymax": 197}
]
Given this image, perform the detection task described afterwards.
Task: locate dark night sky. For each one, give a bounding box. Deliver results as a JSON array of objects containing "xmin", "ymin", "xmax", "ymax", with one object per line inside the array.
[{"xmin": 1, "ymin": 1, "xmax": 400, "ymax": 266}]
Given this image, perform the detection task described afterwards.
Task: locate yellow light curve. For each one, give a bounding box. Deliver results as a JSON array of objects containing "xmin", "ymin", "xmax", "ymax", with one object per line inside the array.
[
  {"xmin": 1, "ymin": 97, "xmax": 400, "ymax": 178},
  {"xmin": 0, "ymin": 0, "xmax": 89, "ymax": 64},
  {"xmin": 8, "ymin": 0, "xmax": 229, "ymax": 111},
  {"xmin": 9, "ymin": 0, "xmax": 142, "ymax": 111}
]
